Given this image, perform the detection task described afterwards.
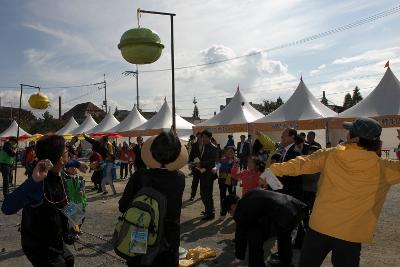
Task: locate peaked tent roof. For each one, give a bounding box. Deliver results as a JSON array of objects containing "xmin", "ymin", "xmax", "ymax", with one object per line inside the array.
[
  {"xmin": 254, "ymin": 79, "xmax": 337, "ymax": 123},
  {"xmin": 86, "ymin": 112, "xmax": 120, "ymax": 134},
  {"xmin": 198, "ymin": 89, "xmax": 264, "ymax": 126},
  {"xmin": 124, "ymin": 100, "xmax": 194, "ymax": 137},
  {"xmin": 70, "ymin": 114, "xmax": 98, "ymax": 134},
  {"xmin": 0, "ymin": 120, "xmax": 30, "ymax": 138},
  {"xmin": 340, "ymin": 67, "xmax": 400, "ymax": 117},
  {"xmin": 107, "ymin": 105, "xmax": 147, "ymax": 133},
  {"xmin": 55, "ymin": 117, "xmax": 79, "ymax": 135}
]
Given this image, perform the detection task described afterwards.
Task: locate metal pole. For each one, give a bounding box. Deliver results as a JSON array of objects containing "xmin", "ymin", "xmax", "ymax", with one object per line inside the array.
[
  {"xmin": 104, "ymin": 74, "xmax": 107, "ymax": 113},
  {"xmin": 58, "ymin": 96, "xmax": 62, "ymax": 119},
  {"xmin": 138, "ymin": 9, "xmax": 176, "ymax": 129},
  {"xmin": 136, "ymin": 65, "xmax": 139, "ymax": 110},
  {"xmin": 170, "ymin": 15, "xmax": 176, "ymax": 130},
  {"xmin": 14, "ymin": 84, "xmax": 23, "ymax": 187}
]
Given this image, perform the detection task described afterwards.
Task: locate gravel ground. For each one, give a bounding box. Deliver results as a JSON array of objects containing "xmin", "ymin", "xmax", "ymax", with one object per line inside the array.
[{"xmin": 1, "ymin": 166, "xmax": 400, "ymax": 267}]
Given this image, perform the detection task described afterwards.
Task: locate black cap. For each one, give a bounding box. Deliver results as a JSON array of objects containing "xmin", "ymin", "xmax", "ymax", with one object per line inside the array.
[{"xmin": 343, "ymin": 118, "xmax": 382, "ymax": 141}]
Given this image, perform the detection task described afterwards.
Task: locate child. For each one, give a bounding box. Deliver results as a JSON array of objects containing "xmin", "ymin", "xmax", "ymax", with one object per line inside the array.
[
  {"xmin": 101, "ymin": 154, "xmax": 117, "ymax": 195},
  {"xmin": 218, "ymin": 147, "xmax": 235, "ymax": 217},
  {"xmin": 231, "ymin": 156, "xmax": 266, "ymax": 196},
  {"xmin": 89, "ymin": 151, "xmax": 103, "ymax": 193},
  {"xmin": 64, "ymin": 162, "xmax": 88, "ymax": 212}
]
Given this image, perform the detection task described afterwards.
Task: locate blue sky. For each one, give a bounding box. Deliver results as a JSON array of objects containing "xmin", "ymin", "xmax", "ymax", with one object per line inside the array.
[{"xmin": 1, "ymin": 0, "xmax": 400, "ymax": 118}]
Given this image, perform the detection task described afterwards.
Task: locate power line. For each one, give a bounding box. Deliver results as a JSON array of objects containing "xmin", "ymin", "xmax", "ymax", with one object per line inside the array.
[{"xmin": 138, "ymin": 4, "xmax": 400, "ymax": 73}]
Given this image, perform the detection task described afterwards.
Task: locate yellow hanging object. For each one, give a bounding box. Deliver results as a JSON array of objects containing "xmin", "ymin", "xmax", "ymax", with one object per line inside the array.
[{"xmin": 28, "ymin": 93, "xmax": 50, "ymax": 109}]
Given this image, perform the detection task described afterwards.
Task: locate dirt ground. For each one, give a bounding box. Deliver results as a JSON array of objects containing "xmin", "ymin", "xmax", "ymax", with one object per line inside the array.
[{"xmin": 1, "ymin": 166, "xmax": 400, "ymax": 267}]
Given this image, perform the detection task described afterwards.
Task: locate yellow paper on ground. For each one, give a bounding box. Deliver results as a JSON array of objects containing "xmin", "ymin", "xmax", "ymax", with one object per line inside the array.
[{"xmin": 179, "ymin": 246, "xmax": 217, "ymax": 267}]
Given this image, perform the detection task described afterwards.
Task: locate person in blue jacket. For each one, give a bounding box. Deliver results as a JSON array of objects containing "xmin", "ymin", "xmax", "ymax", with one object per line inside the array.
[
  {"xmin": 101, "ymin": 154, "xmax": 117, "ymax": 195},
  {"xmin": 1, "ymin": 135, "xmax": 87, "ymax": 267}
]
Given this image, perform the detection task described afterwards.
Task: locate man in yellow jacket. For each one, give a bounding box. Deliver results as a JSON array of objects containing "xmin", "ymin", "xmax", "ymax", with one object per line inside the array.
[{"xmin": 269, "ymin": 117, "xmax": 400, "ymax": 267}]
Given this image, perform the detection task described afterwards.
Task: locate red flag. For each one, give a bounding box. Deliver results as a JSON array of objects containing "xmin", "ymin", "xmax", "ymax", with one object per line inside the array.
[{"xmin": 384, "ymin": 61, "xmax": 389, "ymax": 68}]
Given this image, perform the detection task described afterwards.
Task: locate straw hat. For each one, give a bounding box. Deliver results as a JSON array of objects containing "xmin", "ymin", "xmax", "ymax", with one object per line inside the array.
[{"xmin": 141, "ymin": 132, "xmax": 188, "ymax": 171}]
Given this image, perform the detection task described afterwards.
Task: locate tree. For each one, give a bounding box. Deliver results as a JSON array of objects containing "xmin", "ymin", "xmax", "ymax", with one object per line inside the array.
[
  {"xmin": 29, "ymin": 111, "xmax": 64, "ymax": 134},
  {"xmin": 192, "ymin": 97, "xmax": 199, "ymax": 119},
  {"xmin": 352, "ymin": 86, "xmax": 363, "ymax": 105},
  {"xmin": 343, "ymin": 93, "xmax": 353, "ymax": 110},
  {"xmin": 192, "ymin": 105, "xmax": 199, "ymax": 119},
  {"xmin": 253, "ymin": 97, "xmax": 285, "ymax": 115},
  {"xmin": 276, "ymin": 97, "xmax": 283, "ymax": 107}
]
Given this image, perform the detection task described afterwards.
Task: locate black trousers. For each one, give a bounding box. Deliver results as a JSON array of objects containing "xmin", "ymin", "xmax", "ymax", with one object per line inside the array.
[
  {"xmin": 120, "ymin": 162, "xmax": 128, "ymax": 178},
  {"xmin": 190, "ymin": 170, "xmax": 201, "ymax": 198},
  {"xmin": 246, "ymin": 226, "xmax": 293, "ymax": 267},
  {"xmin": 239, "ymin": 157, "xmax": 248, "ymax": 170},
  {"xmin": 218, "ymin": 179, "xmax": 233, "ymax": 215},
  {"xmin": 300, "ymin": 228, "xmax": 361, "ymax": 267},
  {"xmin": 302, "ymin": 191, "xmax": 316, "ymax": 229},
  {"xmin": 23, "ymin": 243, "xmax": 74, "ymax": 267},
  {"xmin": 1, "ymin": 164, "xmax": 12, "ymax": 196},
  {"xmin": 200, "ymin": 172, "xmax": 215, "ymax": 215},
  {"xmin": 276, "ymin": 227, "xmax": 294, "ymax": 266},
  {"xmin": 247, "ymin": 227, "xmax": 269, "ymax": 267}
]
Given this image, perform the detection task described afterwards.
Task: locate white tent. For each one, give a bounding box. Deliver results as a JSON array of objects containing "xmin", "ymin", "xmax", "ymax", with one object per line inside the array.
[
  {"xmin": 0, "ymin": 120, "xmax": 30, "ymax": 138},
  {"xmin": 251, "ymin": 79, "xmax": 338, "ymax": 146},
  {"xmin": 254, "ymin": 79, "xmax": 337, "ymax": 124},
  {"xmin": 70, "ymin": 114, "xmax": 98, "ymax": 135},
  {"xmin": 197, "ymin": 88, "xmax": 264, "ymax": 129},
  {"xmin": 86, "ymin": 112, "xmax": 120, "ymax": 134},
  {"xmin": 329, "ymin": 67, "xmax": 400, "ymax": 157},
  {"xmin": 340, "ymin": 67, "xmax": 400, "ymax": 117},
  {"xmin": 194, "ymin": 88, "xmax": 264, "ymax": 145},
  {"xmin": 55, "ymin": 117, "xmax": 79, "ymax": 135},
  {"xmin": 123, "ymin": 99, "xmax": 194, "ymax": 138},
  {"xmin": 107, "ymin": 105, "xmax": 147, "ymax": 133}
]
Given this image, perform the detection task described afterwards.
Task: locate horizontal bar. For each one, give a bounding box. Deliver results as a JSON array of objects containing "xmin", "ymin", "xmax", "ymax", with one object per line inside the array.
[
  {"xmin": 139, "ymin": 9, "xmax": 176, "ymax": 16},
  {"xmin": 20, "ymin": 84, "xmax": 40, "ymax": 89}
]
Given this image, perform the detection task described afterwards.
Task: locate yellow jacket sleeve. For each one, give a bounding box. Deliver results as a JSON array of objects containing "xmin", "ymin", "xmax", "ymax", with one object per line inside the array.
[
  {"xmin": 257, "ymin": 133, "xmax": 276, "ymax": 152},
  {"xmin": 270, "ymin": 148, "xmax": 328, "ymax": 176},
  {"xmin": 381, "ymin": 159, "xmax": 400, "ymax": 185}
]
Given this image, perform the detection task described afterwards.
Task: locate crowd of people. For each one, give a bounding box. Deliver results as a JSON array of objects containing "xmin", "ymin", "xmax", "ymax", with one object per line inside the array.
[{"xmin": 1, "ymin": 117, "xmax": 400, "ymax": 267}]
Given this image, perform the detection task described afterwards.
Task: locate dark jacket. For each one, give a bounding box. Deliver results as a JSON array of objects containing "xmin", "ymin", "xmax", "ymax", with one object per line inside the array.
[
  {"xmin": 119, "ymin": 169, "xmax": 185, "ymax": 266},
  {"xmin": 133, "ymin": 144, "xmax": 146, "ymax": 170},
  {"xmin": 84, "ymin": 136, "xmax": 108, "ymax": 159},
  {"xmin": 234, "ymin": 189, "xmax": 307, "ymax": 260},
  {"xmin": 1, "ymin": 166, "xmax": 83, "ymax": 253},
  {"xmin": 225, "ymin": 138, "xmax": 235, "ymax": 149},
  {"xmin": 200, "ymin": 143, "xmax": 218, "ymax": 171},
  {"xmin": 236, "ymin": 141, "xmax": 250, "ymax": 159},
  {"xmin": 188, "ymin": 141, "xmax": 202, "ymax": 162},
  {"xmin": 277, "ymin": 144, "xmax": 302, "ymax": 199},
  {"xmin": 302, "ymin": 140, "xmax": 322, "ymax": 155}
]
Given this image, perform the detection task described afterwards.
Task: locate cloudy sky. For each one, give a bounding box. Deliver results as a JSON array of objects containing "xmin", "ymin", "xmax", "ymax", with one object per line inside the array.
[{"xmin": 1, "ymin": 0, "xmax": 400, "ymax": 119}]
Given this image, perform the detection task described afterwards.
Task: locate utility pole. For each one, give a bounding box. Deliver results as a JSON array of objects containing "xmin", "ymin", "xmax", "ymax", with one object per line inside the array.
[
  {"xmin": 58, "ymin": 96, "xmax": 62, "ymax": 119},
  {"xmin": 103, "ymin": 74, "xmax": 107, "ymax": 113},
  {"xmin": 122, "ymin": 66, "xmax": 140, "ymax": 111}
]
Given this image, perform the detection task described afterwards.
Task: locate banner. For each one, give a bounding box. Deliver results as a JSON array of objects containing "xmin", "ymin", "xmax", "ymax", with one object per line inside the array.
[
  {"xmin": 328, "ymin": 115, "xmax": 400, "ymax": 129},
  {"xmin": 249, "ymin": 119, "xmax": 327, "ymax": 132},
  {"xmin": 192, "ymin": 123, "xmax": 249, "ymax": 134}
]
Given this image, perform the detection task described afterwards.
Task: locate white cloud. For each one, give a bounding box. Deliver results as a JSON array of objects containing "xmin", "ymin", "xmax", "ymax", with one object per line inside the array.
[
  {"xmin": 332, "ymin": 47, "xmax": 400, "ymax": 65},
  {"xmin": 309, "ymin": 64, "xmax": 326, "ymax": 76}
]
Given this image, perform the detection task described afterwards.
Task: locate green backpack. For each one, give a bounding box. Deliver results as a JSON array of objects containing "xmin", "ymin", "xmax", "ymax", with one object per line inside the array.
[{"xmin": 113, "ymin": 186, "xmax": 167, "ymax": 265}]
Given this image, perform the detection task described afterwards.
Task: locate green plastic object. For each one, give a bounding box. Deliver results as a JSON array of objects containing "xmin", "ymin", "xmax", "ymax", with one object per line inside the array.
[{"xmin": 118, "ymin": 28, "xmax": 164, "ymax": 64}]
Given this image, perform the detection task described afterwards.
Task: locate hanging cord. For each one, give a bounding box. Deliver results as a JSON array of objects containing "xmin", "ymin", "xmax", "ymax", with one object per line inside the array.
[
  {"xmin": 42, "ymin": 173, "xmax": 68, "ymax": 205},
  {"xmin": 137, "ymin": 8, "xmax": 141, "ymax": 28}
]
